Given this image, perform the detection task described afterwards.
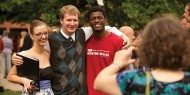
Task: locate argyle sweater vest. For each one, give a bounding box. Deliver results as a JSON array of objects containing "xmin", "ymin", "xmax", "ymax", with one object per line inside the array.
[{"xmin": 48, "ymin": 29, "xmax": 87, "ymax": 95}]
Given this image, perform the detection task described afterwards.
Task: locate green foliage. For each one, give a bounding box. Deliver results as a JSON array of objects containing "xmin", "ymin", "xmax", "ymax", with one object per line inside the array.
[
  {"xmin": 103, "ymin": 0, "xmax": 185, "ymax": 30},
  {"xmin": 85, "ymin": 0, "xmax": 186, "ymax": 30},
  {"xmin": 0, "ymin": 0, "xmax": 84, "ymax": 26},
  {"xmin": 0, "ymin": 0, "xmax": 187, "ymax": 30},
  {"xmin": 0, "ymin": 90, "xmax": 20, "ymax": 95}
]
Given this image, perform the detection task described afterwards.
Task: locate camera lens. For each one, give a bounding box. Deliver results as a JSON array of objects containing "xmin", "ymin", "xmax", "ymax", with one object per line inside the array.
[
  {"xmin": 30, "ymin": 81, "xmax": 36, "ymax": 86},
  {"xmin": 132, "ymin": 50, "xmax": 138, "ymax": 59},
  {"xmin": 29, "ymin": 81, "xmax": 39, "ymax": 92}
]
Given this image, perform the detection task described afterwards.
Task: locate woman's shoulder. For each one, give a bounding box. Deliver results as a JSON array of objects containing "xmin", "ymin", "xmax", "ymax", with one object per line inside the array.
[
  {"xmin": 116, "ymin": 69, "xmax": 146, "ymax": 88},
  {"xmin": 117, "ymin": 69, "xmax": 143, "ymax": 80}
]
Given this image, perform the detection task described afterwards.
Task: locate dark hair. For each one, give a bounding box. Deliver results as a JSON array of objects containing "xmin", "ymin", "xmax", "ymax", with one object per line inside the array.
[
  {"xmin": 86, "ymin": 6, "xmax": 106, "ymax": 20},
  {"xmin": 138, "ymin": 15, "xmax": 190, "ymax": 70},
  {"xmin": 29, "ymin": 20, "xmax": 47, "ymax": 34}
]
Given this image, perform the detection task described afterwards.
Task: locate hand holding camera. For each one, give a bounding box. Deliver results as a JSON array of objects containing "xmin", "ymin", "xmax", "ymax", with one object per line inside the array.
[
  {"xmin": 21, "ymin": 78, "xmax": 39, "ymax": 94},
  {"xmin": 28, "ymin": 81, "xmax": 39, "ymax": 94},
  {"xmin": 113, "ymin": 46, "xmax": 137, "ymax": 68}
]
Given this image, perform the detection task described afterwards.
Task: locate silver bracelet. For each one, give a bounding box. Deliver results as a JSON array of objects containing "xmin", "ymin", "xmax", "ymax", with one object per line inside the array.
[{"xmin": 112, "ymin": 63, "xmax": 122, "ymax": 69}]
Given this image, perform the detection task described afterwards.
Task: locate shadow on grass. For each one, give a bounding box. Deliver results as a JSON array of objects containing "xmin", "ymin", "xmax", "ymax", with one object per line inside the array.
[{"xmin": 0, "ymin": 90, "xmax": 20, "ymax": 95}]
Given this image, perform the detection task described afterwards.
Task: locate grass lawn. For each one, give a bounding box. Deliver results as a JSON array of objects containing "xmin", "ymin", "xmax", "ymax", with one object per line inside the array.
[{"xmin": 0, "ymin": 90, "xmax": 20, "ymax": 95}]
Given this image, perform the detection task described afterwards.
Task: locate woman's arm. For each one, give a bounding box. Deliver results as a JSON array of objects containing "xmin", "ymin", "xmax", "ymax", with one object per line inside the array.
[
  {"xmin": 7, "ymin": 65, "xmax": 32, "ymax": 93},
  {"xmin": 94, "ymin": 47, "xmax": 136, "ymax": 95},
  {"xmin": 94, "ymin": 64, "xmax": 122, "ymax": 95},
  {"xmin": 7, "ymin": 65, "xmax": 23, "ymax": 84}
]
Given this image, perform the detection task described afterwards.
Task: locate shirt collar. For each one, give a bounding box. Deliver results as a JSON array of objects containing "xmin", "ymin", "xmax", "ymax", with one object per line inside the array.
[{"xmin": 60, "ymin": 28, "xmax": 75, "ymax": 41}]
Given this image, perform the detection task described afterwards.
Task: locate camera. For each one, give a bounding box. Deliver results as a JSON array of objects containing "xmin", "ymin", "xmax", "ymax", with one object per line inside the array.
[
  {"xmin": 30, "ymin": 81, "xmax": 38, "ymax": 87},
  {"xmin": 28, "ymin": 81, "xmax": 39, "ymax": 94},
  {"xmin": 131, "ymin": 50, "xmax": 138, "ymax": 59}
]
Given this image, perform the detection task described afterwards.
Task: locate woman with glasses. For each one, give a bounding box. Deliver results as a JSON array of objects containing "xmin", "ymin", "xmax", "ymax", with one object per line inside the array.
[{"xmin": 7, "ymin": 20, "xmax": 54, "ymax": 95}]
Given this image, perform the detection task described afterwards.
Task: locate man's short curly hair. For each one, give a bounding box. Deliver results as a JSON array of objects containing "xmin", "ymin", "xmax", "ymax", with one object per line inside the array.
[
  {"xmin": 138, "ymin": 15, "xmax": 190, "ymax": 70},
  {"xmin": 86, "ymin": 6, "xmax": 106, "ymax": 21}
]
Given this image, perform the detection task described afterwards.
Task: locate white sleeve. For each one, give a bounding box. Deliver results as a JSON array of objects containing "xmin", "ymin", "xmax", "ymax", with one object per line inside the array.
[
  {"xmin": 82, "ymin": 27, "xmax": 93, "ymax": 41},
  {"xmin": 82, "ymin": 26, "xmax": 123, "ymax": 41},
  {"xmin": 105, "ymin": 26, "xmax": 123, "ymax": 36}
]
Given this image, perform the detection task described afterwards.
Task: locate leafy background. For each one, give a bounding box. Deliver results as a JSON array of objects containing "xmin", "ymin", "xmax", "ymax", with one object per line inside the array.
[{"xmin": 0, "ymin": 0, "xmax": 189, "ymax": 31}]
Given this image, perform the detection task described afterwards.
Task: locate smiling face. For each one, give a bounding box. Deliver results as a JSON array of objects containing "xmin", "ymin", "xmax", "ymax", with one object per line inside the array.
[
  {"xmin": 59, "ymin": 5, "xmax": 80, "ymax": 36},
  {"xmin": 60, "ymin": 13, "xmax": 79, "ymax": 36},
  {"xmin": 88, "ymin": 11, "xmax": 106, "ymax": 32},
  {"xmin": 30, "ymin": 24, "xmax": 48, "ymax": 46}
]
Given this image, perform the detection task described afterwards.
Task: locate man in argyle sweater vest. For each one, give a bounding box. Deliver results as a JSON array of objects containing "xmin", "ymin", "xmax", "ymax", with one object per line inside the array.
[{"xmin": 49, "ymin": 29, "xmax": 87, "ymax": 95}]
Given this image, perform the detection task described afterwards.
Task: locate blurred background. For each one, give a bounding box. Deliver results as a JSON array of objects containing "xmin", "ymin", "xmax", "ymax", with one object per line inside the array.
[
  {"xmin": 0, "ymin": 0, "xmax": 189, "ymax": 94},
  {"xmin": 0, "ymin": 0, "xmax": 189, "ymax": 53}
]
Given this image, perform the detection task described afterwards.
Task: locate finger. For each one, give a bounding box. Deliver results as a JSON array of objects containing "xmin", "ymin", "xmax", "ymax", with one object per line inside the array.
[
  {"xmin": 24, "ymin": 86, "xmax": 28, "ymax": 93},
  {"xmin": 128, "ymin": 59, "xmax": 137, "ymax": 64},
  {"xmin": 123, "ymin": 46, "xmax": 135, "ymax": 57},
  {"xmin": 127, "ymin": 46, "xmax": 135, "ymax": 51},
  {"xmin": 13, "ymin": 61, "xmax": 21, "ymax": 66},
  {"xmin": 121, "ymin": 46, "xmax": 135, "ymax": 52},
  {"xmin": 122, "ymin": 45, "xmax": 130, "ymax": 49},
  {"xmin": 123, "ymin": 36, "xmax": 131, "ymax": 45},
  {"xmin": 122, "ymin": 42, "xmax": 131, "ymax": 49},
  {"xmin": 12, "ymin": 59, "xmax": 23, "ymax": 65},
  {"xmin": 28, "ymin": 86, "xmax": 31, "ymax": 90},
  {"xmin": 122, "ymin": 40, "xmax": 127, "ymax": 45}
]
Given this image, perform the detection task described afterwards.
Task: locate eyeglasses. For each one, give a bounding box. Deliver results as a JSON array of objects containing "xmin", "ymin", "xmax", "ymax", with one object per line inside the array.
[{"xmin": 33, "ymin": 32, "xmax": 48, "ymax": 37}]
